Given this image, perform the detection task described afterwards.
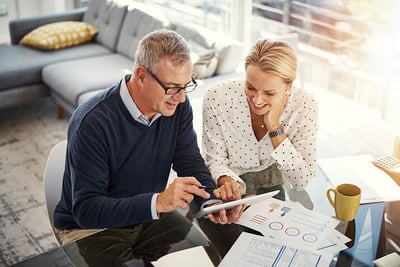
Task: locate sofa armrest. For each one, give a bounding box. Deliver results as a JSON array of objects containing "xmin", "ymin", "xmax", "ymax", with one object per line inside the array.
[{"xmin": 9, "ymin": 7, "xmax": 86, "ymax": 44}]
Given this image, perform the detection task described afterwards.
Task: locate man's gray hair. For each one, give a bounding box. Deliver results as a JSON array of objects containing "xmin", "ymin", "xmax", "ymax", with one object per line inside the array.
[{"xmin": 134, "ymin": 29, "xmax": 191, "ymax": 73}]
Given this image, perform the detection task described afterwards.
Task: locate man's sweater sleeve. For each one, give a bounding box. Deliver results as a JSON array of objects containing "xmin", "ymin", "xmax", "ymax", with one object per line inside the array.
[{"xmin": 172, "ymin": 99, "xmax": 218, "ymax": 205}]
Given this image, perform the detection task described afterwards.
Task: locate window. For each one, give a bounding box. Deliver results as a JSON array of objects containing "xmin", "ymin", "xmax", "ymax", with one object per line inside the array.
[
  {"xmin": 145, "ymin": 0, "xmax": 233, "ymax": 34},
  {"xmin": 76, "ymin": 0, "xmax": 90, "ymax": 8},
  {"xmin": 144, "ymin": 0, "xmax": 399, "ymax": 125},
  {"xmin": 251, "ymin": 0, "xmax": 399, "ymax": 124}
]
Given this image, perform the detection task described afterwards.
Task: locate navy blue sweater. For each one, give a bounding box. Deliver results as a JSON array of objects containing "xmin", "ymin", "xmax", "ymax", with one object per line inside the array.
[{"xmin": 54, "ymin": 82, "xmax": 216, "ymax": 230}]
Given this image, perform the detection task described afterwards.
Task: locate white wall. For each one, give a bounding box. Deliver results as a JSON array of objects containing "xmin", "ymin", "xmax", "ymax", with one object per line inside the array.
[
  {"xmin": 40, "ymin": 0, "xmax": 68, "ymax": 14},
  {"xmin": 0, "ymin": 0, "xmax": 74, "ymax": 43},
  {"xmin": 0, "ymin": 0, "xmax": 18, "ymax": 43}
]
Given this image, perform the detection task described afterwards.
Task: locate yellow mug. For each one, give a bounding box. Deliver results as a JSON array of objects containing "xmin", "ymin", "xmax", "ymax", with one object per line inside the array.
[{"xmin": 326, "ymin": 183, "xmax": 361, "ymax": 221}]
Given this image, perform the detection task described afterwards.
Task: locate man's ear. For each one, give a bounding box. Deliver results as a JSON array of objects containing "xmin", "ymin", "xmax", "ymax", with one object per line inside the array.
[{"xmin": 135, "ymin": 66, "xmax": 147, "ymax": 83}]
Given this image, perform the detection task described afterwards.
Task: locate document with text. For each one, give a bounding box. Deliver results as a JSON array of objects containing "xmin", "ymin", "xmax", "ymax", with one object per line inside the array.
[
  {"xmin": 236, "ymin": 198, "xmax": 350, "ymax": 254},
  {"xmin": 218, "ymin": 232, "xmax": 332, "ymax": 267}
]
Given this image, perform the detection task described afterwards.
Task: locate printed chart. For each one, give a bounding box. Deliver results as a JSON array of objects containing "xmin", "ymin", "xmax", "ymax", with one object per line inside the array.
[
  {"xmin": 218, "ymin": 232, "xmax": 332, "ymax": 267},
  {"xmin": 237, "ymin": 198, "xmax": 350, "ymax": 253}
]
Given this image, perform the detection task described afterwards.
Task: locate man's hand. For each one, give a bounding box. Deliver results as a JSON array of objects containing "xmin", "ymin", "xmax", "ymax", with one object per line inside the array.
[{"xmin": 156, "ymin": 177, "xmax": 210, "ymax": 213}]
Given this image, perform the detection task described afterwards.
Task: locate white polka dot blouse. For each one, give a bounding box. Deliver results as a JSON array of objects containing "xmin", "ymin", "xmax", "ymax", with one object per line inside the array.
[{"xmin": 202, "ymin": 78, "xmax": 318, "ymax": 191}]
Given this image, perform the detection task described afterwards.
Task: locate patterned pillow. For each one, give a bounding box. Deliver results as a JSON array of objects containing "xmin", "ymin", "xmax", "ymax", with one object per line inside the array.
[
  {"xmin": 189, "ymin": 40, "xmax": 218, "ymax": 79},
  {"xmin": 20, "ymin": 21, "xmax": 99, "ymax": 50}
]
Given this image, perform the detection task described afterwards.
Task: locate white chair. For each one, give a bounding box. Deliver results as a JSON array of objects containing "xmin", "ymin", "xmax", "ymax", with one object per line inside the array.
[{"xmin": 43, "ymin": 139, "xmax": 67, "ymax": 245}]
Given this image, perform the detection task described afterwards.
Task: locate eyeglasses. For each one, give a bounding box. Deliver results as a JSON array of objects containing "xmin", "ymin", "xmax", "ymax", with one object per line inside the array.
[{"xmin": 145, "ymin": 67, "xmax": 197, "ymax": 95}]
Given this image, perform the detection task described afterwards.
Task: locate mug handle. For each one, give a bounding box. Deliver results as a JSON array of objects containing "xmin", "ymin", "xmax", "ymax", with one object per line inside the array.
[{"xmin": 326, "ymin": 189, "xmax": 336, "ymax": 207}]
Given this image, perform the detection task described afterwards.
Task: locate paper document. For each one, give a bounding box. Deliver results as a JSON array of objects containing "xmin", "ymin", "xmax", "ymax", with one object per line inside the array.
[
  {"xmin": 151, "ymin": 246, "xmax": 213, "ymax": 267},
  {"xmin": 236, "ymin": 198, "xmax": 350, "ymax": 254},
  {"xmin": 218, "ymin": 232, "xmax": 332, "ymax": 267},
  {"xmin": 318, "ymin": 154, "xmax": 400, "ymax": 203}
]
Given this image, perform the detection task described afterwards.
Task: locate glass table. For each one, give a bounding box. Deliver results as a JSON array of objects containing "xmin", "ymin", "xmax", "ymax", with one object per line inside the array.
[
  {"xmin": 194, "ymin": 166, "xmax": 387, "ymax": 267},
  {"xmin": 12, "ymin": 168, "xmax": 388, "ymax": 267}
]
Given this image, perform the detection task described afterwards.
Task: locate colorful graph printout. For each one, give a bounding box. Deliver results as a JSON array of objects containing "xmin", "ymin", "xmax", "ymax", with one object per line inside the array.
[{"xmin": 236, "ymin": 198, "xmax": 350, "ymax": 253}]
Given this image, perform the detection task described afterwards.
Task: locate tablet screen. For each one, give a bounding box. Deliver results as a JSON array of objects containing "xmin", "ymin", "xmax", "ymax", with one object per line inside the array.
[{"xmin": 194, "ymin": 190, "xmax": 280, "ymax": 218}]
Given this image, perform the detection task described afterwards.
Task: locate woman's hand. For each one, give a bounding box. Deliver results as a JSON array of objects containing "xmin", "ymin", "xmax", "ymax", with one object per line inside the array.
[
  {"xmin": 213, "ymin": 175, "xmax": 244, "ymax": 201},
  {"xmin": 208, "ymin": 204, "xmax": 245, "ymax": 225},
  {"xmin": 265, "ymin": 89, "xmax": 290, "ymax": 130}
]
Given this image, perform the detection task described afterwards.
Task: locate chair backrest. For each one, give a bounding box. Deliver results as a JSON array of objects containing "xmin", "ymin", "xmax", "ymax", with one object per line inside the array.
[{"xmin": 43, "ymin": 139, "xmax": 67, "ymax": 245}]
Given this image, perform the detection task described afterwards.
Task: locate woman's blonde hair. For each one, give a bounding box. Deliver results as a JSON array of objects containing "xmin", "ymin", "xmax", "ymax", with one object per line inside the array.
[{"xmin": 245, "ymin": 39, "xmax": 297, "ymax": 83}]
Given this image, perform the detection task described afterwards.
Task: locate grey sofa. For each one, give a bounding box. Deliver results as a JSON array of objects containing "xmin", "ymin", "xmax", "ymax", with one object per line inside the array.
[{"xmin": 0, "ymin": 0, "xmax": 244, "ymax": 116}]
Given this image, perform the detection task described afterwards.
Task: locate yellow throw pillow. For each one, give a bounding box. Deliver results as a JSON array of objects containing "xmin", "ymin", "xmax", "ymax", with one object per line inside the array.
[{"xmin": 20, "ymin": 21, "xmax": 99, "ymax": 50}]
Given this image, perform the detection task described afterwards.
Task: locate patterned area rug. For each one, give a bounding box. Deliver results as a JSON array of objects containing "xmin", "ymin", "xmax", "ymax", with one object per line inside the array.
[{"xmin": 0, "ymin": 97, "xmax": 69, "ymax": 266}]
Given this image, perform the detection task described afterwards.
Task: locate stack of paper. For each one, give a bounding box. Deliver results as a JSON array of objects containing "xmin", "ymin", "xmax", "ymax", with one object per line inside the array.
[
  {"xmin": 235, "ymin": 198, "xmax": 350, "ymax": 254},
  {"xmin": 219, "ymin": 232, "xmax": 332, "ymax": 267}
]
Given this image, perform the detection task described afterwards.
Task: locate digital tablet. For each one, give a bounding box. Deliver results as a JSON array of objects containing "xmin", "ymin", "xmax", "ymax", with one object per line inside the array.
[{"xmin": 194, "ymin": 190, "xmax": 280, "ymax": 218}]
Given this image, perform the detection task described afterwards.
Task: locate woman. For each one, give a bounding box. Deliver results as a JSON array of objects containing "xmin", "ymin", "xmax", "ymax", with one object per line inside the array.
[{"xmin": 202, "ymin": 39, "xmax": 318, "ymax": 200}]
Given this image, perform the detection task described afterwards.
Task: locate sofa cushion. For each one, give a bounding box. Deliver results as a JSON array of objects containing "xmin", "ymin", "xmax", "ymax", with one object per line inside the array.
[
  {"xmin": 83, "ymin": 0, "xmax": 130, "ymax": 51},
  {"xmin": 116, "ymin": 3, "xmax": 170, "ymax": 59},
  {"xmin": 174, "ymin": 22, "xmax": 244, "ymax": 76},
  {"xmin": 0, "ymin": 43, "xmax": 111, "ymax": 91},
  {"xmin": 9, "ymin": 8, "xmax": 86, "ymax": 45},
  {"xmin": 43, "ymin": 54, "xmax": 133, "ymax": 106},
  {"xmin": 188, "ymin": 40, "xmax": 218, "ymax": 79},
  {"xmin": 20, "ymin": 21, "xmax": 99, "ymax": 50},
  {"xmin": 173, "ymin": 23, "xmax": 216, "ymax": 49},
  {"xmin": 214, "ymin": 38, "xmax": 244, "ymax": 75}
]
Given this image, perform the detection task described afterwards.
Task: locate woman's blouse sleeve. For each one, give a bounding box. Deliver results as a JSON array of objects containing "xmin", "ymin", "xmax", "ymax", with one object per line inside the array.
[
  {"xmin": 202, "ymin": 89, "xmax": 244, "ymax": 186},
  {"xmin": 272, "ymin": 92, "xmax": 318, "ymax": 191}
]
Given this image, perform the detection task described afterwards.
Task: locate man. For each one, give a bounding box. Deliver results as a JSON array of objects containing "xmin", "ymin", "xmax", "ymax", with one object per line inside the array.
[{"xmin": 54, "ymin": 29, "xmax": 243, "ymax": 246}]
